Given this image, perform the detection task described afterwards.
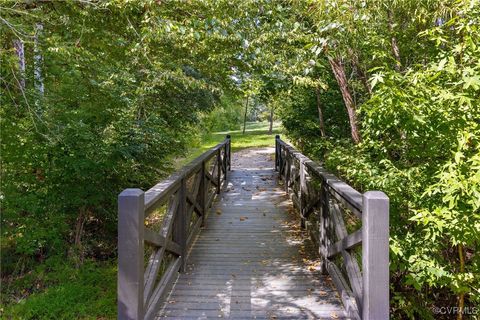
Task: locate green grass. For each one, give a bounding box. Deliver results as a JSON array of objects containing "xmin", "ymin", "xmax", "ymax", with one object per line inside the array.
[
  {"xmin": 175, "ymin": 121, "xmax": 284, "ymax": 169},
  {"xmin": 2, "ymin": 258, "xmax": 116, "ymax": 320}
]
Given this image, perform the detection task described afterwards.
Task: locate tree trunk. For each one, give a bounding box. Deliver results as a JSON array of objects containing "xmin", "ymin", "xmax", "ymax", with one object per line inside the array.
[
  {"xmin": 315, "ymin": 87, "xmax": 326, "ymax": 137},
  {"xmin": 34, "ymin": 23, "xmax": 44, "ymax": 111},
  {"xmin": 242, "ymin": 96, "xmax": 249, "ymax": 134},
  {"xmin": 348, "ymin": 48, "xmax": 372, "ymax": 95},
  {"xmin": 70, "ymin": 206, "xmax": 86, "ymax": 267},
  {"xmin": 387, "ymin": 10, "xmax": 402, "ymax": 71},
  {"xmin": 13, "ymin": 39, "xmax": 25, "ymax": 91},
  {"xmin": 328, "ymin": 56, "xmax": 361, "ymax": 144},
  {"xmin": 268, "ymin": 106, "xmax": 274, "ymax": 134}
]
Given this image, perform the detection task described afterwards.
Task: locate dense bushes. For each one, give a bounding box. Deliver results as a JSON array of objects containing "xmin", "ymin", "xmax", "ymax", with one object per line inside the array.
[
  {"xmin": 199, "ymin": 95, "xmax": 243, "ymax": 132},
  {"xmin": 1, "ymin": 1, "xmax": 225, "ymax": 285}
]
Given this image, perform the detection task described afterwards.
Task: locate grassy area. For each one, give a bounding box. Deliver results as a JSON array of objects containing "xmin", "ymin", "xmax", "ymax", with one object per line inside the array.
[
  {"xmin": 2, "ymin": 258, "xmax": 116, "ymax": 320},
  {"xmin": 176, "ymin": 121, "xmax": 283, "ymax": 169}
]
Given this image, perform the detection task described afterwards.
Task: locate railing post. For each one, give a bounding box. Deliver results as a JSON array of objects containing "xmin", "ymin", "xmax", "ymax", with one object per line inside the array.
[
  {"xmin": 223, "ymin": 139, "xmax": 228, "ymax": 180},
  {"xmin": 216, "ymin": 149, "xmax": 221, "ymax": 194},
  {"xmin": 275, "ymin": 135, "xmax": 280, "ymax": 171},
  {"xmin": 299, "ymin": 159, "xmax": 306, "ymax": 229},
  {"xmin": 285, "ymin": 149, "xmax": 291, "ymax": 194},
  {"xmin": 362, "ymin": 191, "xmax": 389, "ymax": 320},
  {"xmin": 200, "ymin": 161, "xmax": 207, "ymax": 226},
  {"xmin": 118, "ymin": 189, "xmax": 144, "ymax": 320},
  {"xmin": 226, "ymin": 134, "xmax": 231, "ymax": 171},
  {"xmin": 174, "ymin": 178, "xmax": 187, "ymax": 272},
  {"xmin": 318, "ymin": 180, "xmax": 329, "ymax": 275}
]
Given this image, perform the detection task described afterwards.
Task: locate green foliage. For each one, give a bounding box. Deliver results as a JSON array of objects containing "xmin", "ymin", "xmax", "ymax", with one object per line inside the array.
[
  {"xmin": 277, "ymin": 80, "xmax": 349, "ymax": 146},
  {"xmin": 199, "ymin": 94, "xmax": 242, "ymax": 132},
  {"xmin": 1, "ymin": 1, "xmax": 223, "ymax": 261},
  {"xmin": 0, "ymin": 2, "xmax": 239, "ymax": 315},
  {"xmin": 277, "ymin": 1, "xmax": 480, "ymax": 317}
]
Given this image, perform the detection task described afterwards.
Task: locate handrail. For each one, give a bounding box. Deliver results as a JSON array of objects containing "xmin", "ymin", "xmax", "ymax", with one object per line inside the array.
[
  {"xmin": 275, "ymin": 135, "xmax": 389, "ymax": 320},
  {"xmin": 118, "ymin": 135, "xmax": 231, "ymax": 320},
  {"xmin": 276, "ymin": 138, "xmax": 363, "ymax": 216},
  {"xmin": 144, "ymin": 141, "xmax": 229, "ymax": 212}
]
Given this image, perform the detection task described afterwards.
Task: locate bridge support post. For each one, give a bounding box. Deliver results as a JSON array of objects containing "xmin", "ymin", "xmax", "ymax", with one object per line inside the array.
[
  {"xmin": 318, "ymin": 180, "xmax": 330, "ymax": 275},
  {"xmin": 284, "ymin": 149, "xmax": 291, "ymax": 194},
  {"xmin": 118, "ymin": 189, "xmax": 144, "ymax": 320},
  {"xmin": 174, "ymin": 178, "xmax": 187, "ymax": 272},
  {"xmin": 216, "ymin": 149, "xmax": 221, "ymax": 194},
  {"xmin": 226, "ymin": 135, "xmax": 231, "ymax": 171},
  {"xmin": 200, "ymin": 161, "xmax": 207, "ymax": 226},
  {"xmin": 299, "ymin": 160, "xmax": 306, "ymax": 229},
  {"xmin": 275, "ymin": 135, "xmax": 280, "ymax": 171},
  {"xmin": 362, "ymin": 191, "xmax": 389, "ymax": 320}
]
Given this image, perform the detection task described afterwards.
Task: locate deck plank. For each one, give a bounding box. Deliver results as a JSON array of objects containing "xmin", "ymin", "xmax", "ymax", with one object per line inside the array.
[{"xmin": 157, "ymin": 148, "xmax": 348, "ymax": 319}]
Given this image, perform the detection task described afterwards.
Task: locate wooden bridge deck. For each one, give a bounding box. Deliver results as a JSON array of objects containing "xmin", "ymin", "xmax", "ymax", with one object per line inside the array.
[{"xmin": 157, "ymin": 148, "xmax": 348, "ymax": 319}]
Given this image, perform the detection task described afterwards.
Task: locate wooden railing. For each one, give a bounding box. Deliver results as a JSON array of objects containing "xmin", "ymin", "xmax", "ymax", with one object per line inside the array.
[
  {"xmin": 275, "ymin": 135, "xmax": 389, "ymax": 320},
  {"xmin": 118, "ymin": 135, "xmax": 231, "ymax": 320}
]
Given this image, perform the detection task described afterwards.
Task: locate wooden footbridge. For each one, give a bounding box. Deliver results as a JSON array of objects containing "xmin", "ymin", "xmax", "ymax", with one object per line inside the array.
[{"xmin": 118, "ymin": 136, "xmax": 389, "ymax": 320}]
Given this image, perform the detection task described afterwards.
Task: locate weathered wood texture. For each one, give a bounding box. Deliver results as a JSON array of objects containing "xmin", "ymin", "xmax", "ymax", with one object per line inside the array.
[
  {"xmin": 118, "ymin": 136, "xmax": 231, "ymax": 320},
  {"xmin": 275, "ymin": 136, "xmax": 390, "ymax": 320},
  {"xmin": 157, "ymin": 148, "xmax": 348, "ymax": 319}
]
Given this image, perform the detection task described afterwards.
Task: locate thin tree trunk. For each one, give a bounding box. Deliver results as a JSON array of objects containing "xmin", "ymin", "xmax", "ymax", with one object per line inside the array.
[
  {"xmin": 34, "ymin": 23, "xmax": 44, "ymax": 111},
  {"xmin": 70, "ymin": 206, "xmax": 86, "ymax": 267},
  {"xmin": 242, "ymin": 96, "xmax": 249, "ymax": 134},
  {"xmin": 268, "ymin": 107, "xmax": 274, "ymax": 134},
  {"xmin": 315, "ymin": 87, "xmax": 326, "ymax": 137},
  {"xmin": 387, "ymin": 10, "xmax": 402, "ymax": 71},
  {"xmin": 74, "ymin": 206, "xmax": 86, "ymax": 248},
  {"xmin": 348, "ymin": 48, "xmax": 372, "ymax": 95},
  {"xmin": 13, "ymin": 39, "xmax": 25, "ymax": 91},
  {"xmin": 328, "ymin": 56, "xmax": 361, "ymax": 144}
]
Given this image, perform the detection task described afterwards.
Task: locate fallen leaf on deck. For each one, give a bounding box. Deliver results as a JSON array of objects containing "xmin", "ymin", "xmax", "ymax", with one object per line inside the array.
[{"xmin": 307, "ymin": 265, "xmax": 317, "ymax": 271}]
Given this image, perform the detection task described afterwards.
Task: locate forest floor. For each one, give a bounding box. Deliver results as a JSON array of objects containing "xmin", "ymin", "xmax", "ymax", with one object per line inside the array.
[{"xmin": 2, "ymin": 121, "xmax": 284, "ymax": 320}]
